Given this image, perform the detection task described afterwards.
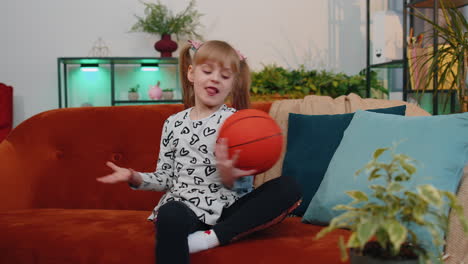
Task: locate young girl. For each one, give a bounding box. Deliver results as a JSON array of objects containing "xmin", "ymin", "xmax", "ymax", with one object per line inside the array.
[{"xmin": 97, "ymin": 40, "xmax": 301, "ymax": 264}]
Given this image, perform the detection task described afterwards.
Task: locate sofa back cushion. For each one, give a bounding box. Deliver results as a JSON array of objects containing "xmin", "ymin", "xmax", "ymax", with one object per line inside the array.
[
  {"xmin": 283, "ymin": 105, "xmax": 406, "ymax": 216},
  {"xmin": 0, "ymin": 102, "xmax": 271, "ymax": 211},
  {"xmin": 5, "ymin": 104, "xmax": 183, "ymax": 211},
  {"xmin": 254, "ymin": 93, "xmax": 430, "ymax": 187}
]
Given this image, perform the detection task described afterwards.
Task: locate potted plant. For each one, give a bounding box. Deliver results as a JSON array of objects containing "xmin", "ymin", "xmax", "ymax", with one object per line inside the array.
[
  {"xmin": 410, "ymin": 0, "xmax": 467, "ymax": 112},
  {"xmin": 130, "ymin": 0, "xmax": 203, "ymax": 57},
  {"xmin": 250, "ymin": 64, "xmax": 387, "ymax": 101},
  {"xmin": 128, "ymin": 84, "xmax": 140, "ymax": 100},
  {"xmin": 162, "ymin": 88, "xmax": 174, "ymax": 100},
  {"xmin": 315, "ymin": 145, "xmax": 468, "ymax": 263}
]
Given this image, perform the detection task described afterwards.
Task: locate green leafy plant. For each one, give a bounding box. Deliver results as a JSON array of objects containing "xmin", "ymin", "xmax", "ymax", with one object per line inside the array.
[
  {"xmin": 162, "ymin": 88, "xmax": 173, "ymax": 92},
  {"xmin": 130, "ymin": 0, "xmax": 203, "ymax": 40},
  {"xmin": 129, "ymin": 84, "xmax": 140, "ymax": 93},
  {"xmin": 315, "ymin": 144, "xmax": 468, "ymax": 263},
  {"xmin": 410, "ymin": 0, "xmax": 467, "ymax": 112},
  {"xmin": 250, "ymin": 64, "xmax": 387, "ymax": 100}
]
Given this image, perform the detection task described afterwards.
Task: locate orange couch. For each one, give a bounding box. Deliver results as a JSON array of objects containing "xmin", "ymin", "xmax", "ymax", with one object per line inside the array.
[
  {"xmin": 0, "ymin": 101, "xmax": 349, "ymax": 264},
  {"xmin": 1, "ymin": 94, "xmax": 466, "ymax": 263}
]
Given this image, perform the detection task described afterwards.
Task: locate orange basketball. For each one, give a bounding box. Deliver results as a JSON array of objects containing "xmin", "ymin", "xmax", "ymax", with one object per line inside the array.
[{"xmin": 218, "ymin": 109, "xmax": 283, "ymax": 174}]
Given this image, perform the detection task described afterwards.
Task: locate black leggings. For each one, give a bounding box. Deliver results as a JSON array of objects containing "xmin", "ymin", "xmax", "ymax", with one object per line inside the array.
[
  {"xmin": 155, "ymin": 200, "xmax": 208, "ymax": 264},
  {"xmin": 155, "ymin": 175, "xmax": 302, "ymax": 264}
]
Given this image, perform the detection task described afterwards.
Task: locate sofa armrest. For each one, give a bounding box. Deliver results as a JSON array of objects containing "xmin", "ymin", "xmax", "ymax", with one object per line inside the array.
[{"xmin": 0, "ymin": 140, "xmax": 33, "ymax": 211}]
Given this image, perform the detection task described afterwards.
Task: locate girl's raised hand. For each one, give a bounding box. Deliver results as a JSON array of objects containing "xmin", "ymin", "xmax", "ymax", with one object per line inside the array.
[
  {"xmin": 215, "ymin": 138, "xmax": 256, "ymax": 188},
  {"xmin": 97, "ymin": 161, "xmax": 134, "ymax": 184}
]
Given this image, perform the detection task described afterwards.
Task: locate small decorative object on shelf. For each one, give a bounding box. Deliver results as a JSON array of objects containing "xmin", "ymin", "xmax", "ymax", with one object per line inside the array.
[
  {"xmin": 88, "ymin": 37, "xmax": 111, "ymax": 57},
  {"xmin": 81, "ymin": 102, "xmax": 93, "ymax": 107},
  {"xmin": 148, "ymin": 81, "xmax": 162, "ymax": 100},
  {"xmin": 162, "ymin": 88, "xmax": 174, "ymax": 100},
  {"xmin": 130, "ymin": 0, "xmax": 203, "ymax": 57},
  {"xmin": 128, "ymin": 84, "xmax": 140, "ymax": 100},
  {"xmin": 371, "ymin": 10, "xmax": 403, "ymax": 64},
  {"xmin": 315, "ymin": 143, "xmax": 468, "ymax": 264}
]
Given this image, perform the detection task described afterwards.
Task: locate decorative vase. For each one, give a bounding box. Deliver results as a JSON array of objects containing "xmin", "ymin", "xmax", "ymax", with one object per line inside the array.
[
  {"xmin": 154, "ymin": 34, "xmax": 178, "ymax": 57},
  {"xmin": 162, "ymin": 91, "xmax": 174, "ymax": 100},
  {"xmin": 148, "ymin": 82, "xmax": 163, "ymax": 100},
  {"xmin": 128, "ymin": 92, "xmax": 139, "ymax": 101}
]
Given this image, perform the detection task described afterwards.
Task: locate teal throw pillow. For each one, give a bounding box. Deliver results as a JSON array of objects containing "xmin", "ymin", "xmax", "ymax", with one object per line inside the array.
[
  {"xmin": 283, "ymin": 105, "xmax": 406, "ymax": 216},
  {"xmin": 303, "ymin": 110, "xmax": 468, "ymax": 253}
]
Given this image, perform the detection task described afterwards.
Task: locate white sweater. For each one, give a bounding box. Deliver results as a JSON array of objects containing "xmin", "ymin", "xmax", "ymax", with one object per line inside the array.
[{"xmin": 133, "ymin": 104, "xmax": 250, "ymax": 225}]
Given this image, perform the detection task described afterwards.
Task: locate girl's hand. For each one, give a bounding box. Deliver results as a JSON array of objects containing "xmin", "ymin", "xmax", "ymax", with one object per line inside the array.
[
  {"xmin": 215, "ymin": 138, "xmax": 256, "ymax": 188},
  {"xmin": 97, "ymin": 161, "xmax": 142, "ymax": 186}
]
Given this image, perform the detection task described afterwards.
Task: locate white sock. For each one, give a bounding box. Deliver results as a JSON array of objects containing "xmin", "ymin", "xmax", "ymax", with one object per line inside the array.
[{"xmin": 187, "ymin": 229, "xmax": 220, "ymax": 253}]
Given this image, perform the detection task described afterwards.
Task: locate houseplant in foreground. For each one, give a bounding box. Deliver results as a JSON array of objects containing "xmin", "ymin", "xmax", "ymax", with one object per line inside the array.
[
  {"xmin": 315, "ymin": 144, "xmax": 468, "ymax": 263},
  {"xmin": 130, "ymin": 0, "xmax": 203, "ymax": 57}
]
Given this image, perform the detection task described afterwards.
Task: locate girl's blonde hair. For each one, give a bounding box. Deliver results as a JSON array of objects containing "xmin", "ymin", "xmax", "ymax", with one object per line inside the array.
[{"xmin": 179, "ymin": 40, "xmax": 251, "ymax": 110}]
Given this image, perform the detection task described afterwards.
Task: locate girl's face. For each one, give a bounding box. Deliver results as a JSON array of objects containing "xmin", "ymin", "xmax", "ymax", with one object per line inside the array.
[{"xmin": 188, "ymin": 60, "xmax": 235, "ymax": 109}]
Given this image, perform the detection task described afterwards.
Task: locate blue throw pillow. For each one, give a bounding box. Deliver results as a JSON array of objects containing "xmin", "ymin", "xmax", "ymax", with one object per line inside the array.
[
  {"xmin": 283, "ymin": 105, "xmax": 406, "ymax": 216},
  {"xmin": 303, "ymin": 110, "xmax": 468, "ymax": 253}
]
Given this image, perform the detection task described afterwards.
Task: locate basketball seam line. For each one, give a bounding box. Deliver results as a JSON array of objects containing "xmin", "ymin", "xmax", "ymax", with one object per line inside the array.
[
  {"xmin": 222, "ymin": 115, "xmax": 272, "ymax": 132},
  {"xmin": 229, "ymin": 133, "xmax": 282, "ymax": 149}
]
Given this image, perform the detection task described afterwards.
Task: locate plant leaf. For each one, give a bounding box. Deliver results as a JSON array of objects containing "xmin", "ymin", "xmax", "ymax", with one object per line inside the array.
[
  {"xmin": 315, "ymin": 211, "xmax": 359, "ymax": 239},
  {"xmin": 394, "ymin": 173, "xmax": 410, "ymax": 182},
  {"xmin": 373, "ymin": 148, "xmax": 388, "ymax": 159},
  {"xmin": 368, "ymin": 168, "xmax": 382, "ymax": 180},
  {"xmin": 346, "ymin": 191, "xmax": 369, "ymax": 202},
  {"xmin": 357, "ymin": 221, "xmax": 378, "ymax": 246},
  {"xmin": 370, "ymin": 184, "xmax": 386, "ymax": 195},
  {"xmin": 402, "ymin": 163, "xmax": 417, "ymax": 175},
  {"xmin": 411, "ymin": 203, "xmax": 427, "ymax": 224},
  {"xmin": 418, "ymin": 185, "xmax": 443, "ymax": 207},
  {"xmin": 346, "ymin": 232, "xmax": 361, "ymax": 249},
  {"xmin": 338, "ymin": 236, "xmax": 349, "ymax": 262},
  {"xmin": 333, "ymin": 204, "xmax": 359, "ymax": 211},
  {"xmin": 382, "ymin": 220, "xmax": 407, "ymax": 252},
  {"xmin": 387, "ymin": 182, "xmax": 404, "ymax": 193}
]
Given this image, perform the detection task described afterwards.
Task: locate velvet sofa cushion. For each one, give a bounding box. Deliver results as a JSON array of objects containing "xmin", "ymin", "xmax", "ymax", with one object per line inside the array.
[
  {"xmin": 0, "ymin": 209, "xmax": 350, "ymax": 264},
  {"xmin": 303, "ymin": 110, "xmax": 468, "ymax": 253},
  {"xmin": 282, "ymin": 105, "xmax": 406, "ymax": 216}
]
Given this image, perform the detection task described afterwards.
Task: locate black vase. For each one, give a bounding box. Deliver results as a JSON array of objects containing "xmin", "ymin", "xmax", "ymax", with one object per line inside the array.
[{"xmin": 154, "ymin": 34, "xmax": 178, "ymax": 58}]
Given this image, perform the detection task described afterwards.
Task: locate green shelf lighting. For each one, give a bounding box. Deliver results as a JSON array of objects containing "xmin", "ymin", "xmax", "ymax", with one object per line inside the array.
[
  {"xmin": 141, "ymin": 63, "xmax": 159, "ymax": 72},
  {"xmin": 80, "ymin": 64, "xmax": 99, "ymax": 72}
]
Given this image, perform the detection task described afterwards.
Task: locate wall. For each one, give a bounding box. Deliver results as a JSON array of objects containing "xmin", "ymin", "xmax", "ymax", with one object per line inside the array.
[{"xmin": 0, "ymin": 0, "xmax": 366, "ymax": 127}]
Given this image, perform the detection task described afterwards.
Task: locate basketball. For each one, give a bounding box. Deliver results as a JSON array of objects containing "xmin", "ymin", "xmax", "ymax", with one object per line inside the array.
[{"xmin": 218, "ymin": 109, "xmax": 283, "ymax": 174}]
